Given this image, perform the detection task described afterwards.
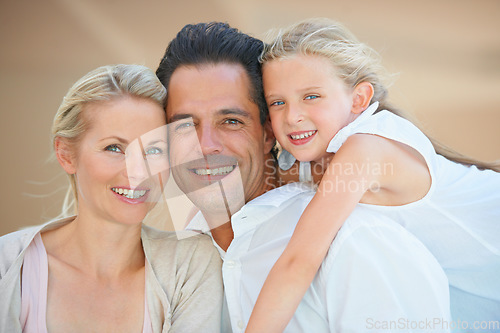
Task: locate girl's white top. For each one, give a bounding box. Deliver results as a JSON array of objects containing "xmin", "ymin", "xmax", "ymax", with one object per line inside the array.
[{"xmin": 281, "ymin": 102, "xmax": 500, "ymax": 326}]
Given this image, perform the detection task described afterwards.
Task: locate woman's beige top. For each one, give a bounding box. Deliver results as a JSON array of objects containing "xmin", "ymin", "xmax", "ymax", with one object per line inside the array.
[{"xmin": 0, "ymin": 217, "xmax": 224, "ymax": 333}]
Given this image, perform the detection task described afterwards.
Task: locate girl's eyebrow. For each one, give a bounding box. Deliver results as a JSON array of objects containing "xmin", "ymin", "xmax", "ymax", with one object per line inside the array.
[
  {"xmin": 297, "ymin": 86, "xmax": 322, "ymax": 92},
  {"xmin": 265, "ymin": 93, "xmax": 279, "ymax": 99},
  {"xmin": 265, "ymin": 86, "xmax": 324, "ymax": 99}
]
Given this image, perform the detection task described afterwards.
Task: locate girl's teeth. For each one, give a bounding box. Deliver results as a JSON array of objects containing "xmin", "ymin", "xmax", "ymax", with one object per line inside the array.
[{"xmin": 291, "ymin": 131, "xmax": 316, "ymax": 140}]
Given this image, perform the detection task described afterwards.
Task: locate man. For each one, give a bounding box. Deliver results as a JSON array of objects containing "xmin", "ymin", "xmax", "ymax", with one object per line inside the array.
[{"xmin": 157, "ymin": 22, "xmax": 451, "ymax": 332}]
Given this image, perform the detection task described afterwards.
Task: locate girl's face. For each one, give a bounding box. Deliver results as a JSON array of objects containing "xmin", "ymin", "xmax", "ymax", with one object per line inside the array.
[
  {"xmin": 263, "ymin": 54, "xmax": 358, "ymax": 164},
  {"xmin": 60, "ymin": 96, "xmax": 169, "ymax": 226}
]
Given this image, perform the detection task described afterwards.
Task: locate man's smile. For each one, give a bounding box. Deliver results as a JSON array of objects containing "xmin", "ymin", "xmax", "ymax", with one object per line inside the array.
[{"xmin": 190, "ymin": 165, "xmax": 236, "ymax": 176}]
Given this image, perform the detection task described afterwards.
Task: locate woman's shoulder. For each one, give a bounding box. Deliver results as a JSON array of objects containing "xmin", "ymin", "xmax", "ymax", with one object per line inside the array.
[
  {"xmin": 142, "ymin": 225, "xmax": 218, "ymax": 263},
  {"xmin": 0, "ymin": 217, "xmax": 76, "ymax": 279},
  {"xmin": 142, "ymin": 225, "xmax": 222, "ymax": 291},
  {"xmin": 0, "ymin": 225, "xmax": 41, "ymax": 279},
  {"xmin": 0, "ymin": 225, "xmax": 42, "ymax": 255}
]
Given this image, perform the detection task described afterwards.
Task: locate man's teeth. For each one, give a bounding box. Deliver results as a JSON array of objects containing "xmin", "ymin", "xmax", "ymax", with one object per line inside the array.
[
  {"xmin": 112, "ymin": 188, "xmax": 147, "ymax": 199},
  {"xmin": 193, "ymin": 165, "xmax": 235, "ymax": 176},
  {"xmin": 290, "ymin": 131, "xmax": 316, "ymax": 140}
]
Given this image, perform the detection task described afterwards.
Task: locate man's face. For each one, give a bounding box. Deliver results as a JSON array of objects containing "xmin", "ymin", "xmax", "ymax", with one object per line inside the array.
[{"xmin": 167, "ymin": 63, "xmax": 275, "ymax": 219}]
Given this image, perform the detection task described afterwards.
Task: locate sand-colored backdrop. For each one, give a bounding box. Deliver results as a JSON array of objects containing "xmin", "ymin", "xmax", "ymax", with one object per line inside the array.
[{"xmin": 1, "ymin": 0, "xmax": 499, "ymax": 236}]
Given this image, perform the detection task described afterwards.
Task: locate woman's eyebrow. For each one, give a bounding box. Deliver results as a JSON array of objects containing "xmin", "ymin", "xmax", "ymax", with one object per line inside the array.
[{"xmin": 99, "ymin": 136, "xmax": 128, "ymax": 143}]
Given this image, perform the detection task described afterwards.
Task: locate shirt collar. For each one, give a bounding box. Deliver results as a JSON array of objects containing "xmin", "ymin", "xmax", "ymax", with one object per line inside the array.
[
  {"xmin": 185, "ymin": 182, "xmax": 314, "ymax": 231},
  {"xmin": 244, "ymin": 182, "xmax": 315, "ymax": 208}
]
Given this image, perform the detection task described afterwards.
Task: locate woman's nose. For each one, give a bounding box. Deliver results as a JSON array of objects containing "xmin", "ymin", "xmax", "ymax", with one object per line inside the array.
[{"xmin": 125, "ymin": 142, "xmax": 150, "ymax": 187}]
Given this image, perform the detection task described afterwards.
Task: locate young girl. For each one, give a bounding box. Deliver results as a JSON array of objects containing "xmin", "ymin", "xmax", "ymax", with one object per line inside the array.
[{"xmin": 246, "ymin": 18, "xmax": 500, "ymax": 332}]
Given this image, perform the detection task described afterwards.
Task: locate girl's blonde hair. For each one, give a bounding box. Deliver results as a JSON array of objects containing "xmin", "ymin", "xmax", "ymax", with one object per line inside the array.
[
  {"xmin": 261, "ymin": 18, "xmax": 499, "ymax": 171},
  {"xmin": 52, "ymin": 64, "xmax": 167, "ymax": 217}
]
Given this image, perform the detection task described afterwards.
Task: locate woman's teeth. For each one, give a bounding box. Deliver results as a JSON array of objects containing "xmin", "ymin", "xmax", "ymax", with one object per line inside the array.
[
  {"xmin": 193, "ymin": 165, "xmax": 234, "ymax": 176},
  {"xmin": 112, "ymin": 188, "xmax": 147, "ymax": 199},
  {"xmin": 290, "ymin": 130, "xmax": 316, "ymax": 140}
]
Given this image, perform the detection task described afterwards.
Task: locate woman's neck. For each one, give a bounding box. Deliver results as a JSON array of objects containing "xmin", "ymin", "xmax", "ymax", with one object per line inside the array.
[{"xmin": 42, "ymin": 213, "xmax": 145, "ymax": 281}]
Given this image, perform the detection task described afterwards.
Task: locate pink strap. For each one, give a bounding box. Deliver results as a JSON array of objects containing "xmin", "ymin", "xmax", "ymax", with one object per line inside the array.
[
  {"xmin": 20, "ymin": 233, "xmax": 49, "ymax": 333},
  {"xmin": 20, "ymin": 233, "xmax": 152, "ymax": 332}
]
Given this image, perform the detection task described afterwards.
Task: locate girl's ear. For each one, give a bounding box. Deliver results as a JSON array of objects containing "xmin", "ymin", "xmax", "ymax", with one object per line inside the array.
[
  {"xmin": 351, "ymin": 81, "xmax": 374, "ymax": 114},
  {"xmin": 263, "ymin": 116, "xmax": 276, "ymax": 154},
  {"xmin": 54, "ymin": 137, "xmax": 77, "ymax": 174}
]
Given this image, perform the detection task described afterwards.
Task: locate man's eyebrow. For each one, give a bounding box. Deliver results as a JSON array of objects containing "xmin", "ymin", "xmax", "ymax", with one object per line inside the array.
[
  {"xmin": 219, "ymin": 108, "xmax": 251, "ymax": 118},
  {"xmin": 168, "ymin": 113, "xmax": 192, "ymax": 123}
]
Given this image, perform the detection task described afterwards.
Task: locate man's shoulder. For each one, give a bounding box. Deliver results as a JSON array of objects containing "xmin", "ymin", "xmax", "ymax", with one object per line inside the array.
[{"xmin": 248, "ymin": 182, "xmax": 316, "ymax": 208}]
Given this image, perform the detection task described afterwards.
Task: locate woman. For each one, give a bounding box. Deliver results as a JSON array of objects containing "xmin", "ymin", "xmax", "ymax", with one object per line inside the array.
[{"xmin": 0, "ymin": 64, "xmax": 223, "ymax": 332}]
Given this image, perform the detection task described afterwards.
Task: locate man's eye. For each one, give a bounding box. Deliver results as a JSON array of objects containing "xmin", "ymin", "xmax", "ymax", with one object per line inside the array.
[
  {"xmin": 224, "ymin": 119, "xmax": 242, "ymax": 125},
  {"xmin": 270, "ymin": 101, "xmax": 285, "ymax": 106},
  {"xmin": 304, "ymin": 95, "xmax": 319, "ymax": 100},
  {"xmin": 105, "ymin": 144, "xmax": 123, "ymax": 153}
]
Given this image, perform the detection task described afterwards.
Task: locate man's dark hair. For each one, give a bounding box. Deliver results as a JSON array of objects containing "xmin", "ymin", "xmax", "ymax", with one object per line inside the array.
[{"xmin": 156, "ymin": 22, "xmax": 268, "ymax": 124}]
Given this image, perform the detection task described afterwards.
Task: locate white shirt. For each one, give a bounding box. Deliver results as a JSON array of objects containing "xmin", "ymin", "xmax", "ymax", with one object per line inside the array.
[{"xmin": 190, "ymin": 183, "xmax": 451, "ymax": 332}]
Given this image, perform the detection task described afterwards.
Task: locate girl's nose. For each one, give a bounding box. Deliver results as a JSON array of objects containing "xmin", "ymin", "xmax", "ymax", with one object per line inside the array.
[{"xmin": 286, "ymin": 104, "xmax": 304, "ymax": 124}]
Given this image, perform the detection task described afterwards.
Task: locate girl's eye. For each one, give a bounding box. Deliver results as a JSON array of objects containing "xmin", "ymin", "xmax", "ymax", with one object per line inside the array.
[
  {"xmin": 304, "ymin": 95, "xmax": 319, "ymax": 100},
  {"xmin": 105, "ymin": 144, "xmax": 123, "ymax": 153},
  {"xmin": 270, "ymin": 100, "xmax": 285, "ymax": 106}
]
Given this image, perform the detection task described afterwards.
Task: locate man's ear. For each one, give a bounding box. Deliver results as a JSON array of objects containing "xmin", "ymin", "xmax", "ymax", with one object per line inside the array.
[
  {"xmin": 263, "ymin": 116, "xmax": 276, "ymax": 154},
  {"xmin": 54, "ymin": 137, "xmax": 77, "ymax": 174},
  {"xmin": 351, "ymin": 81, "xmax": 374, "ymax": 114}
]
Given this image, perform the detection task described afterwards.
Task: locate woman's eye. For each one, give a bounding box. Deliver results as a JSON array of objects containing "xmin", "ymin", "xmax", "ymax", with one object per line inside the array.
[
  {"xmin": 304, "ymin": 95, "xmax": 319, "ymax": 100},
  {"xmin": 270, "ymin": 100, "xmax": 285, "ymax": 106},
  {"xmin": 105, "ymin": 144, "xmax": 122, "ymax": 153},
  {"xmin": 145, "ymin": 147, "xmax": 163, "ymax": 156},
  {"xmin": 175, "ymin": 121, "xmax": 194, "ymax": 131}
]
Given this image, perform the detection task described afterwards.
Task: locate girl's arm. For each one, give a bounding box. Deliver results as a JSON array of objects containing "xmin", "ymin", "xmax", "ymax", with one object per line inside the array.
[{"xmin": 245, "ymin": 134, "xmax": 387, "ymax": 333}]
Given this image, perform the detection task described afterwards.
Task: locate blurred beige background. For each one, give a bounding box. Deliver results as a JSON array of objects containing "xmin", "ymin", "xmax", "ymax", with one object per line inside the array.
[{"xmin": 1, "ymin": 0, "xmax": 499, "ymax": 236}]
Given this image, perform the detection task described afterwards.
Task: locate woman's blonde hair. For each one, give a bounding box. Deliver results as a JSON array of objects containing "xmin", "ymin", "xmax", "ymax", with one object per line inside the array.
[
  {"xmin": 52, "ymin": 64, "xmax": 167, "ymax": 217},
  {"xmin": 261, "ymin": 18, "xmax": 499, "ymax": 171}
]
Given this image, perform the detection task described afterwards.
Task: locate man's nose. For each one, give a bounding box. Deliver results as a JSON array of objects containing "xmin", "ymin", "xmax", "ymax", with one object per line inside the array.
[{"xmin": 198, "ymin": 124, "xmax": 223, "ymax": 155}]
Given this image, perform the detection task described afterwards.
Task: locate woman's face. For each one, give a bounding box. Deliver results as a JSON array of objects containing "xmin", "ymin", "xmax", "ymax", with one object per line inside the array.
[{"xmin": 65, "ymin": 96, "xmax": 168, "ymax": 226}]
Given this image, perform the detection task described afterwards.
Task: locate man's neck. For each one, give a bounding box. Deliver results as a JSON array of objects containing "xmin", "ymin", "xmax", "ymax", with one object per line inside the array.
[
  {"xmin": 210, "ymin": 221, "xmax": 234, "ymax": 251},
  {"xmin": 206, "ymin": 155, "xmax": 280, "ymax": 252}
]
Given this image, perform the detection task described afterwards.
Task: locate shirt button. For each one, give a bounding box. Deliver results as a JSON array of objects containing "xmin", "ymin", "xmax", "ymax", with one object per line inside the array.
[
  {"xmin": 225, "ymin": 260, "xmax": 236, "ymax": 268},
  {"xmin": 238, "ymin": 320, "xmax": 245, "ymax": 329}
]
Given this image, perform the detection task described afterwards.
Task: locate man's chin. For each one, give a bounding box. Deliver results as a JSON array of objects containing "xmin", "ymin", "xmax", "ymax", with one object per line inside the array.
[{"xmin": 173, "ymin": 164, "xmax": 245, "ymax": 223}]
